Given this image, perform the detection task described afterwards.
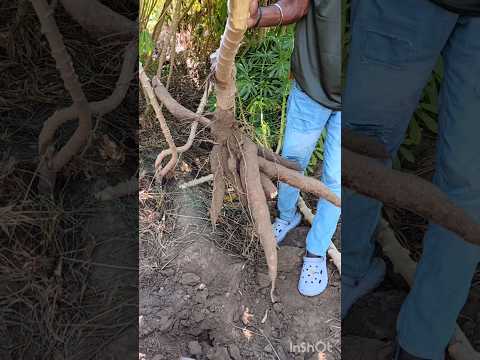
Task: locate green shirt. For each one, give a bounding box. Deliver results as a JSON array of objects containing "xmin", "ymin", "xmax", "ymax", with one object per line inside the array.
[{"xmin": 291, "ymin": 0, "xmax": 341, "ymax": 110}]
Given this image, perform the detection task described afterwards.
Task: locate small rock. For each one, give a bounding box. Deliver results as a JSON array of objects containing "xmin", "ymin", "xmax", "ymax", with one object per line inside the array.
[
  {"xmin": 188, "ymin": 340, "xmax": 203, "ymax": 356},
  {"xmin": 273, "ymin": 302, "xmax": 284, "ymax": 313},
  {"xmin": 228, "ymin": 344, "xmax": 242, "ymax": 360},
  {"xmin": 195, "ymin": 290, "xmax": 208, "ymax": 303},
  {"xmin": 178, "ymin": 310, "xmax": 189, "ymax": 319},
  {"xmin": 192, "ymin": 310, "xmax": 205, "ymax": 323},
  {"xmin": 257, "ymin": 272, "xmax": 270, "ymax": 287},
  {"xmin": 162, "ymin": 268, "xmax": 175, "ymax": 276},
  {"xmin": 181, "ymin": 272, "xmax": 201, "ymax": 286},
  {"xmin": 207, "ymin": 347, "xmax": 230, "ymax": 360},
  {"xmin": 158, "ymin": 309, "xmax": 174, "ymax": 332},
  {"xmin": 198, "ymin": 283, "xmax": 207, "ymax": 290},
  {"xmin": 278, "ymin": 246, "xmax": 304, "ymax": 272}
]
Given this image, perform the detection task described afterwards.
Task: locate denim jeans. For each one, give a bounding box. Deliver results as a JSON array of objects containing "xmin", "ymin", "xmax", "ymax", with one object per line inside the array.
[
  {"xmin": 343, "ymin": 0, "xmax": 480, "ymax": 358},
  {"xmin": 277, "ymin": 81, "xmax": 341, "ymax": 257}
]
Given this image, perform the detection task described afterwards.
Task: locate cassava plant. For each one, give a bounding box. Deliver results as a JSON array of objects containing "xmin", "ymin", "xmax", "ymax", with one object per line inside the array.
[{"xmin": 146, "ymin": 0, "xmax": 341, "ymax": 302}]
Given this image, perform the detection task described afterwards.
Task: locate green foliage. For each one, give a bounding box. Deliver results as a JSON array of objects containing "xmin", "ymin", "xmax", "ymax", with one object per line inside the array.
[
  {"xmin": 235, "ymin": 29, "xmax": 294, "ymax": 150},
  {"xmin": 398, "ymin": 61, "xmax": 442, "ymax": 165},
  {"xmin": 139, "ymin": 30, "xmax": 155, "ymax": 64}
]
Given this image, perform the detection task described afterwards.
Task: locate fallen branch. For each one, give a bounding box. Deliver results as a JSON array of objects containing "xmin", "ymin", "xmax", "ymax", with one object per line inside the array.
[
  {"xmin": 298, "ymin": 197, "xmax": 341, "ymax": 274},
  {"xmin": 376, "ymin": 218, "xmax": 480, "ymax": 360},
  {"xmin": 179, "ymin": 174, "xmax": 214, "ymax": 189}
]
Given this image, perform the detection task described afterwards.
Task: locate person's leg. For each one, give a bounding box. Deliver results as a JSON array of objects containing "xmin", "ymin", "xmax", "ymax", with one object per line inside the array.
[
  {"xmin": 397, "ymin": 16, "xmax": 480, "ymax": 359},
  {"xmin": 306, "ymin": 110, "xmax": 341, "ymax": 256},
  {"xmin": 342, "ymin": 0, "xmax": 457, "ymax": 308},
  {"xmin": 277, "ymin": 81, "xmax": 332, "ymax": 223}
]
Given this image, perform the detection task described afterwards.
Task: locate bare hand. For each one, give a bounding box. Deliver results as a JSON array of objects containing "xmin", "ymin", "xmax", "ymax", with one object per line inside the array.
[{"xmin": 247, "ymin": 0, "xmax": 260, "ymax": 28}]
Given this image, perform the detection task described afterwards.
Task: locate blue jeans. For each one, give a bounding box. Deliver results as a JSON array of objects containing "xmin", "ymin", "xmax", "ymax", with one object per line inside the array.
[
  {"xmin": 277, "ymin": 81, "xmax": 341, "ymax": 257},
  {"xmin": 344, "ymin": 0, "xmax": 480, "ymax": 358}
]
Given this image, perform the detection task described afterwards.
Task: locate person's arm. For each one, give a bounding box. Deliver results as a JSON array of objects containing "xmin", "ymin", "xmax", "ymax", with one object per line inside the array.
[{"xmin": 247, "ymin": 0, "xmax": 310, "ymax": 29}]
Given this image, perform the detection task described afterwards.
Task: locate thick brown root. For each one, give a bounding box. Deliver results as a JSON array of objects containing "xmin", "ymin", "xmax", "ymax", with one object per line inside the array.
[
  {"xmin": 32, "ymin": 0, "xmax": 92, "ymax": 190},
  {"xmin": 240, "ymin": 139, "xmax": 278, "ymax": 303},
  {"xmin": 154, "ymin": 81, "xmax": 211, "ymax": 174},
  {"xmin": 210, "ymin": 145, "xmax": 227, "ymax": 226},
  {"xmin": 343, "ymin": 149, "xmax": 480, "ymax": 245},
  {"xmin": 260, "ymin": 173, "xmax": 278, "ymax": 200},
  {"xmin": 257, "ymin": 146, "xmax": 302, "ymax": 171},
  {"xmin": 152, "ymin": 78, "xmax": 211, "ymax": 126},
  {"xmin": 258, "ymin": 157, "xmax": 341, "ymax": 208},
  {"xmin": 342, "ymin": 128, "xmax": 390, "ymax": 159},
  {"xmin": 139, "ymin": 63, "xmax": 178, "ymax": 179},
  {"xmin": 39, "ymin": 39, "xmax": 137, "ymax": 156},
  {"xmin": 59, "ymin": 0, "xmax": 136, "ymax": 38}
]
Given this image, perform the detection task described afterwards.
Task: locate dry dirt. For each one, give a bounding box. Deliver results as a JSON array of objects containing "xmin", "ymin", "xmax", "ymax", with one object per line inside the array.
[{"xmin": 139, "ymin": 178, "xmax": 341, "ymax": 360}]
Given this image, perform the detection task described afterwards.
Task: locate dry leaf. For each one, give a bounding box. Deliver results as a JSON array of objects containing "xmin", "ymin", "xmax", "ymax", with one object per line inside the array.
[
  {"xmin": 179, "ymin": 161, "xmax": 192, "ymax": 173},
  {"xmin": 241, "ymin": 307, "xmax": 254, "ymax": 325},
  {"xmin": 242, "ymin": 328, "xmax": 254, "ymax": 341},
  {"xmin": 99, "ymin": 135, "xmax": 125, "ymax": 164}
]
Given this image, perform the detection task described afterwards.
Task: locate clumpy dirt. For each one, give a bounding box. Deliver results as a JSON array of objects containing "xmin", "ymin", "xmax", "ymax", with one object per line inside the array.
[{"xmin": 139, "ymin": 185, "xmax": 341, "ymax": 360}]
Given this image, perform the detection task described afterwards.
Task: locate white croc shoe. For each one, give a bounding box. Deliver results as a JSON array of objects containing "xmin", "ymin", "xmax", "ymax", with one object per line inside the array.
[
  {"xmin": 298, "ymin": 256, "xmax": 328, "ymax": 296},
  {"xmin": 272, "ymin": 212, "xmax": 302, "ymax": 244}
]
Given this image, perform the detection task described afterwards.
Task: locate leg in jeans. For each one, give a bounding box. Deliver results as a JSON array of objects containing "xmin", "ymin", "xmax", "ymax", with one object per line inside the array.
[
  {"xmin": 342, "ymin": 0, "xmax": 456, "ymax": 281},
  {"xmin": 306, "ymin": 110, "xmax": 341, "ymax": 256},
  {"xmin": 278, "ymin": 81, "xmax": 333, "ymax": 223},
  {"xmin": 397, "ymin": 16, "xmax": 480, "ymax": 359}
]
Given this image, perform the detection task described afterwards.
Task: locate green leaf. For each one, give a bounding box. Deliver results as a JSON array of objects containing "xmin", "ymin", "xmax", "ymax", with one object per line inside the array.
[
  {"xmin": 399, "ymin": 146, "xmax": 415, "ymax": 163},
  {"xmin": 418, "ymin": 110, "xmax": 438, "ymax": 133}
]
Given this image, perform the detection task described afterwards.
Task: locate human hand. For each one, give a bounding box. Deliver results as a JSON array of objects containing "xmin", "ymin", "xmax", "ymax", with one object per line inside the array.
[{"xmin": 247, "ymin": 0, "xmax": 260, "ymax": 28}]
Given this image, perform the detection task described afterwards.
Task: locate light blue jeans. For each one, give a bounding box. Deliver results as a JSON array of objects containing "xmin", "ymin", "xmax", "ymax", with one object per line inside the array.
[
  {"xmin": 344, "ymin": 0, "xmax": 480, "ymax": 358},
  {"xmin": 277, "ymin": 81, "xmax": 341, "ymax": 257}
]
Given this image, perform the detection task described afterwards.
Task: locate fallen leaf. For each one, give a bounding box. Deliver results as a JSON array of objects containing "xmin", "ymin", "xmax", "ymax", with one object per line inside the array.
[
  {"xmin": 241, "ymin": 307, "xmax": 254, "ymax": 325},
  {"xmin": 242, "ymin": 328, "xmax": 254, "ymax": 341},
  {"xmin": 99, "ymin": 135, "xmax": 125, "ymax": 164},
  {"xmin": 180, "ymin": 161, "xmax": 192, "ymax": 173}
]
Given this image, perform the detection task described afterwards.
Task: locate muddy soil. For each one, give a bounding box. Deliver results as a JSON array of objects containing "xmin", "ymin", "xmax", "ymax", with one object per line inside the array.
[{"xmin": 139, "ymin": 185, "xmax": 341, "ymax": 360}]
